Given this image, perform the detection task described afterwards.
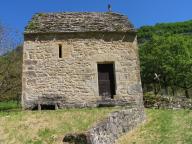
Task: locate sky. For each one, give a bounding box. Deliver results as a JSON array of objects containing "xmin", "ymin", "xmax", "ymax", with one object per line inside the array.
[{"xmin": 0, "ymin": 0, "xmax": 192, "ymax": 38}]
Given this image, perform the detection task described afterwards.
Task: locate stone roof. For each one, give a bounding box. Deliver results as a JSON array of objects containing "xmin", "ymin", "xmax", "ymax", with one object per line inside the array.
[{"xmin": 24, "ymin": 12, "xmax": 135, "ymax": 34}]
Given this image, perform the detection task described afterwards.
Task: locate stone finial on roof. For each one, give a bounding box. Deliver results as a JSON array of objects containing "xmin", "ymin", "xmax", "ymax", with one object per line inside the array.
[{"xmin": 108, "ymin": 4, "xmax": 112, "ymax": 12}]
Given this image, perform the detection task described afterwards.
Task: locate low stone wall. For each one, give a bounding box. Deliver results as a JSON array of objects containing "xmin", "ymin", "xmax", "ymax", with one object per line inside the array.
[
  {"xmin": 145, "ymin": 97, "xmax": 192, "ymax": 109},
  {"xmin": 63, "ymin": 106, "xmax": 145, "ymax": 144}
]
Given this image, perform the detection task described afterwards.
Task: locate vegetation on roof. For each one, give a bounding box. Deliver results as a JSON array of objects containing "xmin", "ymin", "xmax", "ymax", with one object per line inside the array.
[{"xmin": 27, "ymin": 21, "xmax": 39, "ymax": 31}]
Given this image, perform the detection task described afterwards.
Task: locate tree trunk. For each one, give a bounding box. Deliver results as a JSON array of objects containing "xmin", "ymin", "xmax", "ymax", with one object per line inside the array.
[
  {"xmin": 163, "ymin": 77, "xmax": 168, "ymax": 96},
  {"xmin": 153, "ymin": 83, "xmax": 158, "ymax": 96},
  {"xmin": 185, "ymin": 89, "xmax": 190, "ymax": 98},
  {"xmin": 153, "ymin": 82, "xmax": 161, "ymax": 96},
  {"xmin": 171, "ymin": 86, "xmax": 175, "ymax": 96},
  {"xmin": 164, "ymin": 85, "xmax": 169, "ymax": 96}
]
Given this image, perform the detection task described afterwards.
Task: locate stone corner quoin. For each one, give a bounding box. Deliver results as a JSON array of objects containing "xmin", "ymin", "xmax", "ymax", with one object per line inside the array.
[{"xmin": 22, "ymin": 12, "xmax": 144, "ymax": 110}]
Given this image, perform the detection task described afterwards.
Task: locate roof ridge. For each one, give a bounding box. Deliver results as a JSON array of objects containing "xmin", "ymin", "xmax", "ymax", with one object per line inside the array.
[{"xmin": 35, "ymin": 11, "xmax": 123, "ymax": 14}]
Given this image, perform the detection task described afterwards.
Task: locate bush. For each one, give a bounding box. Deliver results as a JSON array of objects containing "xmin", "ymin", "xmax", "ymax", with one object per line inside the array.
[{"xmin": 0, "ymin": 101, "xmax": 21, "ymax": 111}]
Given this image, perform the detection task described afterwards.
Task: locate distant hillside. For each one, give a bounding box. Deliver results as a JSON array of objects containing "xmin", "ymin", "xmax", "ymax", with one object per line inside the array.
[
  {"xmin": 138, "ymin": 20, "xmax": 192, "ymax": 43},
  {"xmin": 0, "ymin": 46, "xmax": 22, "ymax": 101}
]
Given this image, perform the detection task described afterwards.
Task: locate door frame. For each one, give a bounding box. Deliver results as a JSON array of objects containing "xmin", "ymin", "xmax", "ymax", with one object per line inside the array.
[{"xmin": 97, "ymin": 62, "xmax": 116, "ymax": 99}]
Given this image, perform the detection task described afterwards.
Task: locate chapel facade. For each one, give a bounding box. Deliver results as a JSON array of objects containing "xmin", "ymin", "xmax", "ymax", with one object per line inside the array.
[{"xmin": 22, "ymin": 12, "xmax": 143, "ymax": 109}]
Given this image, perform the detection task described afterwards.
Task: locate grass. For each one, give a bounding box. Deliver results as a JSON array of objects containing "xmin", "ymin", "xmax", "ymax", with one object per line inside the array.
[
  {"xmin": 0, "ymin": 107, "xmax": 118, "ymax": 144},
  {"xmin": 116, "ymin": 109, "xmax": 192, "ymax": 144},
  {"xmin": 0, "ymin": 108, "xmax": 191, "ymax": 144},
  {"xmin": 0, "ymin": 101, "xmax": 21, "ymax": 111}
]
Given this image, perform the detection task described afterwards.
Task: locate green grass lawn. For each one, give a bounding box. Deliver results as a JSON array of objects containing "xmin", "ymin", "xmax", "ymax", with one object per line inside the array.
[
  {"xmin": 117, "ymin": 109, "xmax": 192, "ymax": 144},
  {"xmin": 0, "ymin": 108, "xmax": 191, "ymax": 144},
  {"xmin": 0, "ymin": 107, "xmax": 118, "ymax": 144}
]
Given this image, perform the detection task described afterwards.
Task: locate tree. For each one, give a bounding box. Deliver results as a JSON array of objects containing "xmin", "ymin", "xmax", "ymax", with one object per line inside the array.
[
  {"xmin": 0, "ymin": 22, "xmax": 22, "ymax": 102},
  {"xmin": 139, "ymin": 34, "xmax": 192, "ymax": 98},
  {"xmin": 170, "ymin": 36, "xmax": 192, "ymax": 98},
  {"xmin": 139, "ymin": 35, "xmax": 173, "ymax": 95}
]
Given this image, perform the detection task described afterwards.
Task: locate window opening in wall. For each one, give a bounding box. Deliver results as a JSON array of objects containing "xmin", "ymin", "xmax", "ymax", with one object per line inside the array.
[{"xmin": 59, "ymin": 44, "xmax": 62, "ymax": 58}]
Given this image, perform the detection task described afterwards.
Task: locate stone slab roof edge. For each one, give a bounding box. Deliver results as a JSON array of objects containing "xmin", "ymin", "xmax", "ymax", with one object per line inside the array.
[
  {"xmin": 24, "ymin": 12, "xmax": 136, "ymax": 34},
  {"xmin": 23, "ymin": 30, "xmax": 137, "ymax": 36}
]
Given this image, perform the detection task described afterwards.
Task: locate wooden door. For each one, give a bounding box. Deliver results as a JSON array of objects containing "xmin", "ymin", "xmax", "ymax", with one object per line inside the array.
[{"xmin": 98, "ymin": 64, "xmax": 115, "ymax": 99}]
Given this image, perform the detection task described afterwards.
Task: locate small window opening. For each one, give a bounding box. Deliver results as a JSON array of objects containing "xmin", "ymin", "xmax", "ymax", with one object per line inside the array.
[
  {"xmin": 41, "ymin": 104, "xmax": 56, "ymax": 110},
  {"xmin": 59, "ymin": 44, "xmax": 62, "ymax": 58},
  {"xmin": 32, "ymin": 104, "xmax": 57, "ymax": 110}
]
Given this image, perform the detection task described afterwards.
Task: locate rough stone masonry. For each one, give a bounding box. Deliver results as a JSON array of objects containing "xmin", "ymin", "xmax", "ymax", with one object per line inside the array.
[
  {"xmin": 22, "ymin": 12, "xmax": 144, "ymax": 109},
  {"xmin": 63, "ymin": 106, "xmax": 145, "ymax": 144}
]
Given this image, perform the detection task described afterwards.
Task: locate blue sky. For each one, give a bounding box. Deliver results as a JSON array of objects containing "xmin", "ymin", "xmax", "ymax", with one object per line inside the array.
[{"xmin": 0, "ymin": 0, "xmax": 191, "ymax": 36}]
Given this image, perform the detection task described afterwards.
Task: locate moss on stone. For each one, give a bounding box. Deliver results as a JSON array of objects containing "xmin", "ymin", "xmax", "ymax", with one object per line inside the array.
[
  {"xmin": 37, "ymin": 13, "xmax": 45, "ymax": 17},
  {"xmin": 27, "ymin": 21, "xmax": 39, "ymax": 31}
]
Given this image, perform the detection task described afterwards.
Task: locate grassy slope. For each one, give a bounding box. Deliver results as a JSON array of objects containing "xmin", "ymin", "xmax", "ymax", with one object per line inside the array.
[
  {"xmin": 117, "ymin": 109, "xmax": 192, "ymax": 144},
  {"xmin": 0, "ymin": 108, "xmax": 118, "ymax": 144},
  {"xmin": 0, "ymin": 108, "xmax": 191, "ymax": 144},
  {"xmin": 138, "ymin": 20, "xmax": 192, "ymax": 44}
]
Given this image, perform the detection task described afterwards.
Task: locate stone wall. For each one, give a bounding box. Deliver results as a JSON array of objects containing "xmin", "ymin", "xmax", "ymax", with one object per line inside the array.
[
  {"xmin": 146, "ymin": 97, "xmax": 192, "ymax": 109},
  {"xmin": 63, "ymin": 106, "xmax": 145, "ymax": 144},
  {"xmin": 22, "ymin": 33, "xmax": 143, "ymax": 109}
]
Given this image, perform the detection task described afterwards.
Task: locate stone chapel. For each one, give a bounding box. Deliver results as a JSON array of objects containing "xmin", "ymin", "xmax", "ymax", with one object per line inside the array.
[{"xmin": 22, "ymin": 12, "xmax": 143, "ymax": 109}]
